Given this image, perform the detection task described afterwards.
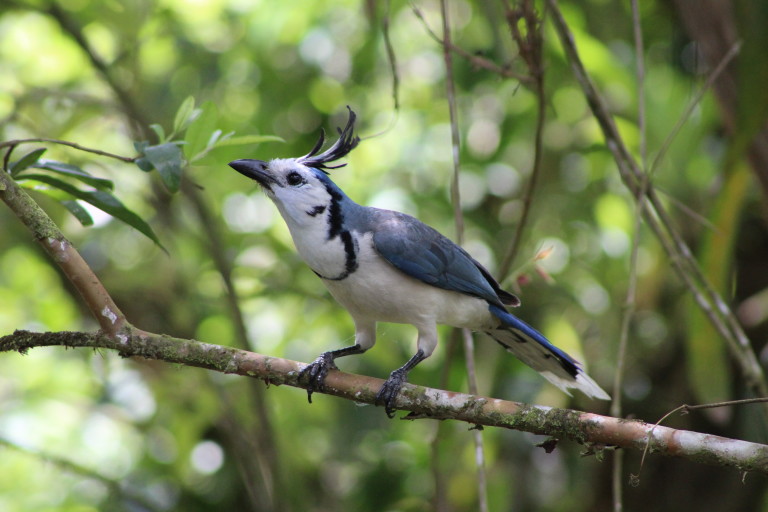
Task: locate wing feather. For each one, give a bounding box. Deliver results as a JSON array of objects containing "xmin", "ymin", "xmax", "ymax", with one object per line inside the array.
[{"xmin": 372, "ymin": 212, "xmax": 515, "ymax": 307}]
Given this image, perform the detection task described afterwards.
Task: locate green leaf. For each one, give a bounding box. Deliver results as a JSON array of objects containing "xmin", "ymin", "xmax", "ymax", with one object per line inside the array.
[
  {"xmin": 9, "ymin": 148, "xmax": 47, "ymax": 176},
  {"xmin": 214, "ymin": 134, "xmax": 285, "ymax": 147},
  {"xmin": 26, "ymin": 160, "xmax": 114, "ymax": 191},
  {"xmin": 184, "ymin": 100, "xmax": 218, "ymax": 161},
  {"xmin": 144, "ymin": 143, "xmax": 184, "ymax": 193},
  {"xmin": 150, "ymin": 123, "xmax": 167, "ymax": 143},
  {"xmin": 173, "ymin": 95, "xmax": 198, "ymax": 135},
  {"xmin": 20, "ymin": 173, "xmax": 164, "ymax": 249},
  {"xmin": 60, "ymin": 200, "xmax": 94, "ymax": 226},
  {"xmin": 135, "ymin": 157, "xmax": 154, "ymax": 172}
]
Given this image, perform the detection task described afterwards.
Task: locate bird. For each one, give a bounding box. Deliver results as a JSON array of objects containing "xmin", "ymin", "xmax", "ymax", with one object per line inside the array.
[{"xmin": 229, "ymin": 107, "xmax": 609, "ymax": 417}]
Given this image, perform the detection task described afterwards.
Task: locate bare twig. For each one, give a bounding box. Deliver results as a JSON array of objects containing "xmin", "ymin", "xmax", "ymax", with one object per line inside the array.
[
  {"xmin": 410, "ymin": 3, "xmax": 533, "ymax": 84},
  {"xmin": 429, "ymin": 329, "xmax": 462, "ymax": 512},
  {"xmin": 46, "ymin": 2, "xmax": 150, "ymax": 135},
  {"xmin": 439, "ymin": 1, "xmax": 488, "ymax": 509},
  {"xmin": 649, "ymin": 41, "xmax": 741, "ymax": 177},
  {"xmin": 498, "ymin": 0, "xmax": 547, "ymax": 279},
  {"xmin": 382, "ymin": 0, "xmax": 401, "ymax": 111},
  {"xmin": 0, "ymin": 138, "xmax": 136, "ymax": 163},
  {"xmin": 681, "ymin": 397, "xmax": 768, "ymax": 413},
  {"xmin": 361, "ymin": 0, "xmax": 402, "ymax": 141},
  {"xmin": 637, "ymin": 397, "xmax": 768, "ymax": 480},
  {"xmin": 633, "ymin": 0, "xmax": 647, "ymax": 170},
  {"xmin": 440, "ymin": 0, "xmax": 464, "ymax": 245},
  {"xmin": 612, "ymin": 3, "xmax": 645, "ymax": 509},
  {"xmin": 546, "ymin": 0, "xmax": 768, "ymax": 405}
]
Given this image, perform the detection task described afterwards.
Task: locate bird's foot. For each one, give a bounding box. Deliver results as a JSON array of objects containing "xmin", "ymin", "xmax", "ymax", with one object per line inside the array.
[
  {"xmin": 299, "ymin": 352, "xmax": 338, "ymax": 403},
  {"xmin": 375, "ymin": 368, "xmax": 408, "ymax": 418}
]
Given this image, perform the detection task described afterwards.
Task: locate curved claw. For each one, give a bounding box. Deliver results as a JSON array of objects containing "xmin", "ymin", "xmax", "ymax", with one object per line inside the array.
[
  {"xmin": 375, "ymin": 370, "xmax": 408, "ymax": 418},
  {"xmin": 299, "ymin": 352, "xmax": 338, "ymax": 403}
]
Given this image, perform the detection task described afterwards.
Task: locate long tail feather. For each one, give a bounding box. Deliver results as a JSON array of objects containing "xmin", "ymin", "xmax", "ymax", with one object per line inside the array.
[{"xmin": 486, "ymin": 304, "xmax": 610, "ymax": 400}]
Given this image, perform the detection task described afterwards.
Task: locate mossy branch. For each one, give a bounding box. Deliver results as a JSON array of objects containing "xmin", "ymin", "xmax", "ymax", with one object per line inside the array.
[{"xmin": 2, "ymin": 328, "xmax": 768, "ymax": 475}]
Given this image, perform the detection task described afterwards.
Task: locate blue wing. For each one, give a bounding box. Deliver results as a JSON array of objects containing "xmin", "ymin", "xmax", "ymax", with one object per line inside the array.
[{"xmin": 371, "ymin": 211, "xmax": 518, "ymax": 307}]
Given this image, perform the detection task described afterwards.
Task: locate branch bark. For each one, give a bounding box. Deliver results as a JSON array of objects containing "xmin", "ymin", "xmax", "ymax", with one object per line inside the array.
[
  {"xmin": 2, "ymin": 328, "xmax": 768, "ymax": 475},
  {"xmin": 0, "ymin": 168, "xmax": 126, "ymax": 335}
]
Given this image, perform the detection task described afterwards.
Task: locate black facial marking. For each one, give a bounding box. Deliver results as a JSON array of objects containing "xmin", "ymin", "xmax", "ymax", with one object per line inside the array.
[
  {"xmin": 340, "ymin": 231, "xmax": 358, "ymax": 275},
  {"xmin": 309, "ymin": 181, "xmax": 359, "ymax": 281},
  {"xmin": 313, "ymin": 231, "xmax": 358, "ymax": 282},
  {"xmin": 306, "ymin": 205, "xmax": 326, "ymax": 217},
  {"xmin": 324, "ymin": 184, "xmax": 344, "ymax": 240}
]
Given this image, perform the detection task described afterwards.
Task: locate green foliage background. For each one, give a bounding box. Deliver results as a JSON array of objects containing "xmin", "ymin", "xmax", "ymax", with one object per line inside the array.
[{"xmin": 1, "ymin": 1, "xmax": 768, "ymax": 511}]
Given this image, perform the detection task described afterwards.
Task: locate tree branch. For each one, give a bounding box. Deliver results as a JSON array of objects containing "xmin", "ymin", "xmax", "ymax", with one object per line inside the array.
[
  {"xmin": 545, "ymin": 0, "xmax": 768, "ymax": 405},
  {"xmin": 0, "ymin": 138, "xmax": 137, "ymax": 163},
  {"xmin": 498, "ymin": 0, "xmax": 547, "ymax": 279},
  {"xmin": 0, "ymin": 169, "xmax": 126, "ymax": 335},
  {"xmin": 2, "ymin": 328, "xmax": 768, "ymax": 475}
]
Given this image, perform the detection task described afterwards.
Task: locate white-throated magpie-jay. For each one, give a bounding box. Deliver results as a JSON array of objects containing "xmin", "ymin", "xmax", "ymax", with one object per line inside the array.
[{"xmin": 229, "ymin": 108, "xmax": 609, "ymax": 417}]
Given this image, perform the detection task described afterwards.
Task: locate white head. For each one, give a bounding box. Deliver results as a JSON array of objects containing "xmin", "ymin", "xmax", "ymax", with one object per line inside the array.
[
  {"xmin": 229, "ymin": 107, "xmax": 361, "ymax": 229},
  {"xmin": 229, "ymin": 158, "xmax": 347, "ymax": 227}
]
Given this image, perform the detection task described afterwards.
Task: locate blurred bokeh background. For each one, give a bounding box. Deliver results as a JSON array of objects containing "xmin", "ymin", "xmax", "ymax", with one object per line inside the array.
[{"xmin": 1, "ymin": 0, "xmax": 767, "ymax": 510}]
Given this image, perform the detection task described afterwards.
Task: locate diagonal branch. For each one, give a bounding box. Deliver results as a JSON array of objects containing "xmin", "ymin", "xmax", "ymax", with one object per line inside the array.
[
  {"xmin": 45, "ymin": 2, "xmax": 151, "ymax": 135},
  {"xmin": 2, "ymin": 328, "xmax": 768, "ymax": 475},
  {"xmin": 546, "ymin": 0, "xmax": 768, "ymax": 405},
  {"xmin": 0, "ymin": 168, "xmax": 126, "ymax": 335}
]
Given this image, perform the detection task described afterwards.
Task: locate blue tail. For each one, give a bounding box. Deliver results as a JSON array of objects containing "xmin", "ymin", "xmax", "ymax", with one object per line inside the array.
[{"xmin": 486, "ymin": 304, "xmax": 610, "ymax": 400}]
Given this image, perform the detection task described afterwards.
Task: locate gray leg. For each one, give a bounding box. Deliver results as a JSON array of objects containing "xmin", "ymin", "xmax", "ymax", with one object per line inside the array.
[
  {"xmin": 375, "ymin": 349, "xmax": 427, "ymax": 418},
  {"xmin": 299, "ymin": 319, "xmax": 376, "ymax": 403}
]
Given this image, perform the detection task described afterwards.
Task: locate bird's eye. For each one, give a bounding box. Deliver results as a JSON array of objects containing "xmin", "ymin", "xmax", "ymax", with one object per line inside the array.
[{"xmin": 286, "ymin": 172, "xmax": 305, "ymax": 186}]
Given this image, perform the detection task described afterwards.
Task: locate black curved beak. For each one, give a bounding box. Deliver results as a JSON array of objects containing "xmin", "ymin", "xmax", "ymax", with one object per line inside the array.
[{"xmin": 228, "ymin": 159, "xmax": 277, "ymax": 190}]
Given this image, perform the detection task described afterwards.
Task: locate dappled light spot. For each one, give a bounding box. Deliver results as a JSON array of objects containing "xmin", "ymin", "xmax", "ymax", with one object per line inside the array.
[{"xmin": 190, "ymin": 440, "xmax": 224, "ymax": 475}]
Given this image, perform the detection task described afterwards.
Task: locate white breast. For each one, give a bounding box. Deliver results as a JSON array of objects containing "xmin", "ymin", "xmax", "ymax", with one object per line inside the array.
[{"xmin": 321, "ymin": 233, "xmax": 494, "ymax": 330}]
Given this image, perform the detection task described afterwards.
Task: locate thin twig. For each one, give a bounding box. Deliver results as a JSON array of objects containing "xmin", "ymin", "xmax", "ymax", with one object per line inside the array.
[
  {"xmin": 633, "ymin": 0, "xmax": 647, "ymax": 169},
  {"xmin": 498, "ymin": 0, "xmax": 547, "ymax": 279},
  {"xmin": 46, "ymin": 2, "xmax": 150, "ymax": 136},
  {"xmin": 440, "ymin": 1, "xmax": 465, "ymax": 245},
  {"xmin": 636, "ymin": 396, "xmax": 768, "ymax": 481},
  {"xmin": 612, "ymin": 3, "xmax": 645, "ymax": 509},
  {"xmin": 546, "ymin": 0, "xmax": 768, "ymax": 408},
  {"xmin": 649, "ymin": 41, "xmax": 742, "ymax": 177},
  {"xmin": 382, "ymin": 0, "xmax": 401, "ymax": 111},
  {"xmin": 0, "ymin": 138, "xmax": 136, "ymax": 163},
  {"xmin": 410, "ymin": 3, "xmax": 533, "ymax": 84},
  {"xmin": 430, "ymin": 329, "xmax": 461, "ymax": 512},
  {"xmin": 439, "ymin": 1, "xmax": 488, "ymax": 509},
  {"xmin": 682, "ymin": 397, "xmax": 768, "ymax": 412}
]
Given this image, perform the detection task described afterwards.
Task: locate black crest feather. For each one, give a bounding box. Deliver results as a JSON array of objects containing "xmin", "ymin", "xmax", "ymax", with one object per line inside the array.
[{"xmin": 298, "ymin": 106, "xmax": 360, "ymax": 173}]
